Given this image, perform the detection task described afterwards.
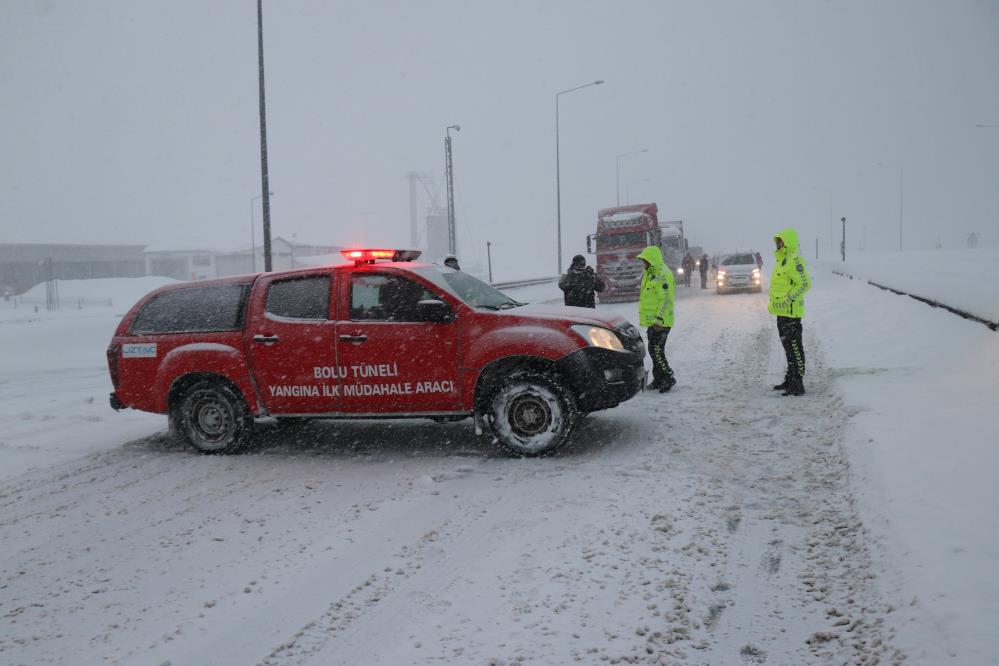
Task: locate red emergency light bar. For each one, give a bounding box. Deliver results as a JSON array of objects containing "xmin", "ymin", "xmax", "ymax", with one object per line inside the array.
[{"xmin": 340, "ymin": 248, "xmax": 422, "ymax": 265}]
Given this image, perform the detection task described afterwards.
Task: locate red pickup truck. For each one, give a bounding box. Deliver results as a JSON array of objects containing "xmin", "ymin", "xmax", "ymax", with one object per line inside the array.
[{"xmin": 107, "ymin": 249, "xmax": 646, "ymax": 457}]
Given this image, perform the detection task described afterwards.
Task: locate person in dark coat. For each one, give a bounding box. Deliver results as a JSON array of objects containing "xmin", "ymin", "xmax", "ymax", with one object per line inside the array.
[
  {"xmin": 699, "ymin": 253, "xmax": 709, "ymax": 288},
  {"xmin": 755, "ymin": 252, "xmax": 763, "ymax": 271},
  {"xmin": 681, "ymin": 253, "xmax": 694, "ymax": 287},
  {"xmin": 559, "ymin": 255, "xmax": 605, "ymax": 308}
]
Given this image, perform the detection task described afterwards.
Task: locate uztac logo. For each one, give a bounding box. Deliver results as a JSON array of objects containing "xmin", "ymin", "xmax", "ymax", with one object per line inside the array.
[{"xmin": 122, "ymin": 343, "xmax": 157, "ymax": 359}]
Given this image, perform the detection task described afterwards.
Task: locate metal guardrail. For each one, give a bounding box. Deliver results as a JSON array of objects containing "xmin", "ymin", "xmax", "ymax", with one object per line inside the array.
[
  {"xmin": 832, "ymin": 270, "xmax": 997, "ymax": 332},
  {"xmin": 491, "ymin": 276, "xmax": 558, "ymax": 289}
]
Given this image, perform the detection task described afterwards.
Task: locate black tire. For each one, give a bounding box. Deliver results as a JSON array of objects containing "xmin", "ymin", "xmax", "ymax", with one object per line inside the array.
[
  {"xmin": 487, "ymin": 372, "xmax": 578, "ymax": 457},
  {"xmin": 170, "ymin": 379, "xmax": 252, "ymax": 454}
]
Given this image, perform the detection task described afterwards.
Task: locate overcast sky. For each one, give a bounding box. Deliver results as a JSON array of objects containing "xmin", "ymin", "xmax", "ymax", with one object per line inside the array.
[{"xmin": 1, "ymin": 0, "xmax": 997, "ymax": 279}]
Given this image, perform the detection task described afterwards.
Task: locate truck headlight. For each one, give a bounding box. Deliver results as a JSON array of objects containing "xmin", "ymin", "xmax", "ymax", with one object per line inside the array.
[{"xmin": 571, "ymin": 324, "xmax": 625, "ymax": 352}]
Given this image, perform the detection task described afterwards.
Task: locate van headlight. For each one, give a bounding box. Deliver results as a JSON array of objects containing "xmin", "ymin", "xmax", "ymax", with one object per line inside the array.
[
  {"xmin": 571, "ymin": 324, "xmax": 625, "ymax": 352},
  {"xmin": 752, "ymin": 268, "xmax": 760, "ymax": 277}
]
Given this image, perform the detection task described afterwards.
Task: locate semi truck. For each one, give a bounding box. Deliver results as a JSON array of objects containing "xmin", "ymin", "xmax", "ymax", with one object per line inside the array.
[{"xmin": 585, "ymin": 203, "xmax": 687, "ymax": 302}]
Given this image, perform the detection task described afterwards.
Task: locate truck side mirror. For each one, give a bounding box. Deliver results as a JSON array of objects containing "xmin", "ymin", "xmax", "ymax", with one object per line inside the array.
[
  {"xmin": 416, "ymin": 299, "xmax": 454, "ymax": 323},
  {"xmin": 586, "ymin": 234, "xmax": 596, "ymax": 254}
]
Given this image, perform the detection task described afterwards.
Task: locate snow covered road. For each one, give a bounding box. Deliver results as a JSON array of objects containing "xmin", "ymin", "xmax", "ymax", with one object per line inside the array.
[{"xmin": 0, "ymin": 283, "xmax": 917, "ymax": 665}]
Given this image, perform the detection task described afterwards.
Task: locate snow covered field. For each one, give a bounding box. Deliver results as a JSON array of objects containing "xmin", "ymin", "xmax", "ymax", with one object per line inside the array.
[
  {"xmin": 0, "ymin": 270, "xmax": 995, "ymax": 664},
  {"xmin": 829, "ymin": 248, "xmax": 999, "ymax": 325}
]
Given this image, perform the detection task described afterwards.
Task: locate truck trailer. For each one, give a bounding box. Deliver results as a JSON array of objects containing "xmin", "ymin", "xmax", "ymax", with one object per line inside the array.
[{"xmin": 586, "ymin": 203, "xmax": 686, "ymax": 302}]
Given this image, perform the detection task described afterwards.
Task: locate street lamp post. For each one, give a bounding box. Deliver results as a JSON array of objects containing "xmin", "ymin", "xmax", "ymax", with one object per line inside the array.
[
  {"xmin": 625, "ymin": 178, "xmax": 651, "ymax": 205},
  {"xmin": 250, "ymin": 192, "xmax": 274, "ymax": 272},
  {"xmin": 445, "ymin": 124, "xmax": 460, "ymax": 256},
  {"xmin": 616, "ymin": 149, "xmax": 648, "ymax": 205},
  {"xmin": 256, "ymin": 0, "xmax": 273, "ymax": 272},
  {"xmin": 841, "ymin": 217, "xmax": 847, "ymax": 262},
  {"xmin": 556, "ymin": 79, "xmax": 604, "ymax": 275},
  {"xmin": 876, "ymin": 162, "xmax": 904, "ymax": 251},
  {"xmin": 486, "ymin": 241, "xmax": 493, "ymax": 283}
]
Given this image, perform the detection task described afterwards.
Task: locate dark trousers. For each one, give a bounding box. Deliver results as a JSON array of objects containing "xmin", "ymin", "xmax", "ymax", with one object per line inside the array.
[
  {"xmin": 647, "ymin": 326, "xmax": 673, "ymax": 384},
  {"xmin": 699, "ymin": 271, "xmax": 707, "ymax": 288},
  {"xmin": 777, "ymin": 316, "xmax": 805, "ymax": 377}
]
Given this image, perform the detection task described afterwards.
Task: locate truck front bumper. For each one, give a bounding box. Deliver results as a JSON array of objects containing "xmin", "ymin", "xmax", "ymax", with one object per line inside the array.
[{"xmin": 556, "ymin": 345, "xmax": 646, "ymax": 413}]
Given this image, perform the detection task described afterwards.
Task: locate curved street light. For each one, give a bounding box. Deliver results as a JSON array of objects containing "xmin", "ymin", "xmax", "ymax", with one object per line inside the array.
[{"xmin": 555, "ymin": 79, "xmax": 604, "ymax": 274}]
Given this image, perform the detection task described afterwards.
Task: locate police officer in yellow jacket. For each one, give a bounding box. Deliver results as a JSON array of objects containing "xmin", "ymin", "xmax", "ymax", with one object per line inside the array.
[
  {"xmin": 768, "ymin": 227, "xmax": 811, "ymax": 396},
  {"xmin": 637, "ymin": 246, "xmax": 676, "ymax": 392}
]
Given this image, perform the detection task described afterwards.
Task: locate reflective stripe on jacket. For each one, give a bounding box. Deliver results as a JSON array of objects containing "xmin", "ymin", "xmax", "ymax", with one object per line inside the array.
[
  {"xmin": 768, "ymin": 227, "xmax": 811, "ymax": 318},
  {"xmin": 637, "ymin": 246, "xmax": 675, "ymax": 327}
]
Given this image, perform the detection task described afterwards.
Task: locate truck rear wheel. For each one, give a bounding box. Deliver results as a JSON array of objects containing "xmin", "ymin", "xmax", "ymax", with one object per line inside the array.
[
  {"xmin": 488, "ymin": 372, "xmax": 577, "ymax": 457},
  {"xmin": 171, "ymin": 380, "xmax": 252, "ymax": 454}
]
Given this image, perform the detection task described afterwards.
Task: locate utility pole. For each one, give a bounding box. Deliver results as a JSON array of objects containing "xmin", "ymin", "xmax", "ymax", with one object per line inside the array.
[
  {"xmin": 257, "ymin": 0, "xmax": 273, "ymax": 271},
  {"xmin": 841, "ymin": 217, "xmax": 846, "ymax": 262},
  {"xmin": 486, "ymin": 241, "xmax": 493, "ymax": 283},
  {"xmin": 406, "ymin": 172, "xmax": 419, "ymax": 248},
  {"xmin": 445, "ymin": 125, "xmax": 460, "ymax": 256}
]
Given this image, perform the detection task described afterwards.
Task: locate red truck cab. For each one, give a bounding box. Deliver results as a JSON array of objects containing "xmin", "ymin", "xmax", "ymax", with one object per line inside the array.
[
  {"xmin": 107, "ymin": 250, "xmax": 646, "ymax": 457},
  {"xmin": 586, "ymin": 204, "xmax": 686, "ymax": 302}
]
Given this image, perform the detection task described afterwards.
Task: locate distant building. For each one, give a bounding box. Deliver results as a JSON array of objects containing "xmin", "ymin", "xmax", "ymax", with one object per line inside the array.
[
  {"xmin": 146, "ymin": 237, "xmax": 344, "ymax": 281},
  {"xmin": 0, "ymin": 243, "xmax": 145, "ymax": 295}
]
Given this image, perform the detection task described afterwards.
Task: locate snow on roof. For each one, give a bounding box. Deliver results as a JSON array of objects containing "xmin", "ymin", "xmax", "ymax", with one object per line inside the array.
[{"xmin": 603, "ymin": 212, "xmax": 647, "ymax": 223}]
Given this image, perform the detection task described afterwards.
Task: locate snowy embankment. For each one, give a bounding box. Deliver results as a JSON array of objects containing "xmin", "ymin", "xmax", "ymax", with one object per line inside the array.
[
  {"xmin": 809, "ymin": 263, "xmax": 998, "ymax": 664},
  {"xmin": 822, "ymin": 248, "xmax": 999, "ymax": 326},
  {"xmin": 0, "ymin": 277, "xmax": 175, "ymax": 477}
]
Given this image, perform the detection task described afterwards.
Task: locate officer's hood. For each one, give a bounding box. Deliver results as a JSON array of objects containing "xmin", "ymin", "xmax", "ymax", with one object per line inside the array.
[
  {"xmin": 774, "ymin": 227, "xmax": 800, "ymax": 255},
  {"xmin": 636, "ymin": 246, "xmax": 667, "ymax": 271}
]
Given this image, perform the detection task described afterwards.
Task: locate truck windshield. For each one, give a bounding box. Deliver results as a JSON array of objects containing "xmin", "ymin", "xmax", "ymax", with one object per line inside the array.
[
  {"xmin": 410, "ymin": 267, "xmax": 522, "ymax": 310},
  {"xmin": 596, "ymin": 231, "xmax": 648, "ymax": 251}
]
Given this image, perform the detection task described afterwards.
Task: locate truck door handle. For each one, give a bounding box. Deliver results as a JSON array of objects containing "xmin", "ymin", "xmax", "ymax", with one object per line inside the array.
[
  {"xmin": 253, "ymin": 334, "xmax": 280, "ymax": 344},
  {"xmin": 339, "ymin": 334, "xmax": 368, "ymax": 344}
]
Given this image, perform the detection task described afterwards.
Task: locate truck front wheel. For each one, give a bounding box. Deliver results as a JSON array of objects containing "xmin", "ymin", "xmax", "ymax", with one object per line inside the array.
[
  {"xmin": 488, "ymin": 372, "xmax": 577, "ymax": 457},
  {"xmin": 171, "ymin": 380, "xmax": 252, "ymax": 454}
]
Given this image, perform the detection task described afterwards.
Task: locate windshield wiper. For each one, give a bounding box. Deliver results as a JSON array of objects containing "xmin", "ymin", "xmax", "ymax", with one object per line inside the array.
[{"xmin": 497, "ymin": 300, "xmax": 524, "ymax": 309}]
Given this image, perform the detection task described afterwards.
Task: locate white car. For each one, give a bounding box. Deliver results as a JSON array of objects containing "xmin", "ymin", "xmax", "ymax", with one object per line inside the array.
[{"xmin": 715, "ymin": 252, "xmax": 762, "ymax": 294}]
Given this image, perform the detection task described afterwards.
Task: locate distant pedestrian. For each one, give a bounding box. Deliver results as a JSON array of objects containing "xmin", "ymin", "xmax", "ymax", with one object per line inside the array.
[
  {"xmin": 768, "ymin": 228, "xmax": 811, "ymax": 396},
  {"xmin": 558, "ymin": 255, "xmax": 605, "ymax": 308},
  {"xmin": 444, "ymin": 255, "xmax": 461, "ymax": 271},
  {"xmin": 755, "ymin": 251, "xmax": 763, "ymax": 271},
  {"xmin": 699, "ymin": 253, "xmax": 709, "ymax": 289},
  {"xmin": 637, "ymin": 246, "xmax": 676, "ymax": 393},
  {"xmin": 681, "ymin": 253, "xmax": 694, "ymax": 287}
]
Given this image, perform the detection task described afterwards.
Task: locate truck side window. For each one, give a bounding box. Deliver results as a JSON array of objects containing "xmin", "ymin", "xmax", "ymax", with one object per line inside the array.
[
  {"xmin": 350, "ymin": 274, "xmax": 438, "ymax": 321},
  {"xmin": 130, "ymin": 284, "xmax": 248, "ymax": 334},
  {"xmin": 266, "ymin": 275, "xmax": 330, "ymax": 320}
]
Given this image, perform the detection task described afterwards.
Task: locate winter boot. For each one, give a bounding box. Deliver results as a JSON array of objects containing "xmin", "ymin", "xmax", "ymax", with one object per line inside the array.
[
  {"xmin": 659, "ymin": 376, "xmax": 677, "ymax": 393},
  {"xmin": 647, "ymin": 377, "xmax": 664, "ymax": 391},
  {"xmin": 772, "ymin": 371, "xmax": 791, "ymax": 391},
  {"xmin": 782, "ymin": 374, "xmax": 805, "ymax": 396}
]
